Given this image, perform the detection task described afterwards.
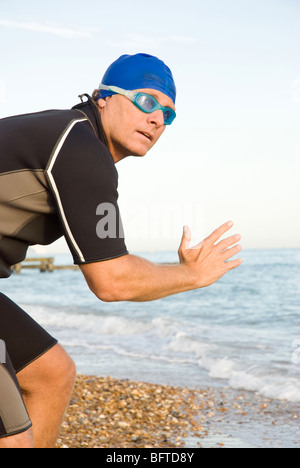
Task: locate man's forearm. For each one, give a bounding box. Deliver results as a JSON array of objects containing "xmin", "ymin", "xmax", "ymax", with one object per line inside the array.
[
  {"xmin": 81, "ymin": 254, "xmax": 196, "ymax": 303},
  {"xmin": 80, "ymin": 222, "xmax": 242, "ymax": 303},
  {"xmin": 109, "ymin": 254, "xmax": 196, "ymax": 302}
]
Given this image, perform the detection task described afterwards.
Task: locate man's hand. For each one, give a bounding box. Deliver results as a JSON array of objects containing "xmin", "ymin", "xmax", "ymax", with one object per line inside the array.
[{"xmin": 178, "ymin": 221, "xmax": 242, "ymax": 288}]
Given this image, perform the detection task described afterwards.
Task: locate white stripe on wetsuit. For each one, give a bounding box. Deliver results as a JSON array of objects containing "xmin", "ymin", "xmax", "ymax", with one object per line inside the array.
[{"xmin": 46, "ymin": 118, "xmax": 87, "ymax": 263}]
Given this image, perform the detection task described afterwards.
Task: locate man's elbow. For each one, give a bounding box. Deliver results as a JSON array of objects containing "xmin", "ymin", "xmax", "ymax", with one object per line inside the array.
[
  {"xmin": 80, "ymin": 257, "xmax": 133, "ymax": 303},
  {"xmin": 88, "ymin": 278, "xmax": 130, "ymax": 303},
  {"xmin": 94, "ymin": 287, "xmax": 123, "ymax": 303}
]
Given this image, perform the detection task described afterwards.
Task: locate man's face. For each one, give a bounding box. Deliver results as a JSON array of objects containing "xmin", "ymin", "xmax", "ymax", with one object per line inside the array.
[{"xmin": 97, "ymin": 89, "xmax": 175, "ymax": 163}]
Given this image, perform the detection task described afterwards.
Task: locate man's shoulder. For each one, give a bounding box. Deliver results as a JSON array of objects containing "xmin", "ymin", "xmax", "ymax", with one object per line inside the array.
[
  {"xmin": 0, "ymin": 107, "xmax": 85, "ymax": 129},
  {"xmin": 0, "ymin": 107, "xmax": 99, "ymax": 172},
  {"xmin": 0, "ymin": 107, "xmax": 95, "ymax": 155}
]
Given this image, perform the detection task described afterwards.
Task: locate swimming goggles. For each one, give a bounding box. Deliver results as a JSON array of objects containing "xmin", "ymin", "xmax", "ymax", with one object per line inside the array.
[{"xmin": 98, "ymin": 84, "xmax": 176, "ymax": 125}]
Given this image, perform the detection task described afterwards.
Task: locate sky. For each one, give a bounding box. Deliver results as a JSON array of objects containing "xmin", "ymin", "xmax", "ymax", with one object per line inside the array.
[{"xmin": 0, "ymin": 0, "xmax": 299, "ymax": 253}]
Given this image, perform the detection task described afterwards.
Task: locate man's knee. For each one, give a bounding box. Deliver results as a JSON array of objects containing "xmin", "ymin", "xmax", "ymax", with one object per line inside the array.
[
  {"xmin": 18, "ymin": 344, "xmax": 76, "ymax": 397},
  {"xmin": 51, "ymin": 344, "xmax": 76, "ymax": 384},
  {"xmin": 59, "ymin": 349, "xmax": 77, "ymax": 393},
  {"xmin": 50, "ymin": 345, "xmax": 76, "ymax": 394}
]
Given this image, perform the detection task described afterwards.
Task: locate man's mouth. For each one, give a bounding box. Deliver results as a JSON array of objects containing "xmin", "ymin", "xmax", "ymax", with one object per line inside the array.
[{"xmin": 138, "ymin": 131, "xmax": 152, "ymax": 141}]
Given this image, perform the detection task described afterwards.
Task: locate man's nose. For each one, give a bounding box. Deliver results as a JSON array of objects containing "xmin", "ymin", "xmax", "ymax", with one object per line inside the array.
[{"xmin": 147, "ymin": 110, "xmax": 165, "ymax": 127}]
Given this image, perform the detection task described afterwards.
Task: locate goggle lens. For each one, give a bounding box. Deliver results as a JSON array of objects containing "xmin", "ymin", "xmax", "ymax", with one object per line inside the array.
[
  {"xmin": 163, "ymin": 109, "xmax": 173, "ymax": 125},
  {"xmin": 135, "ymin": 93, "xmax": 176, "ymax": 125},
  {"xmin": 136, "ymin": 94, "xmax": 156, "ymax": 112}
]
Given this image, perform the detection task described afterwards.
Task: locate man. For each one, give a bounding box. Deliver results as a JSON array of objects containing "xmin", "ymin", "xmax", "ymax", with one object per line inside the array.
[{"xmin": 0, "ymin": 53, "xmax": 242, "ymax": 448}]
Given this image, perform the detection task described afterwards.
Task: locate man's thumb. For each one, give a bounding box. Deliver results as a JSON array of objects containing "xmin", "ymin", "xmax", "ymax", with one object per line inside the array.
[{"xmin": 180, "ymin": 226, "xmax": 191, "ymax": 250}]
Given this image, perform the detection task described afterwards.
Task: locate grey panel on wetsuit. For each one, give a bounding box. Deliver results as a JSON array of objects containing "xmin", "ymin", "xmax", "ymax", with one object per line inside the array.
[{"xmin": 0, "ymin": 363, "xmax": 32, "ymax": 437}]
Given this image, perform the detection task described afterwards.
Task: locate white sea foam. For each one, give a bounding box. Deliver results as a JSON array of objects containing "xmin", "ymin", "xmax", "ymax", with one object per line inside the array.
[{"xmin": 22, "ymin": 298, "xmax": 300, "ymax": 402}]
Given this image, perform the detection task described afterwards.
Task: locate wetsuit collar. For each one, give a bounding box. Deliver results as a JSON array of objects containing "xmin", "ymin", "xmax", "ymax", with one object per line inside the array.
[{"xmin": 72, "ymin": 95, "xmax": 109, "ymax": 148}]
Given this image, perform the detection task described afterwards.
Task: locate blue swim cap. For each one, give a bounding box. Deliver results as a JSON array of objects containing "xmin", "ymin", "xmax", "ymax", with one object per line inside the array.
[{"xmin": 99, "ymin": 53, "xmax": 176, "ymax": 105}]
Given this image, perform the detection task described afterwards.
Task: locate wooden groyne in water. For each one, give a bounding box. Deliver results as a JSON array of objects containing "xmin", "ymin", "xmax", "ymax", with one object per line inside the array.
[
  {"xmin": 11, "ymin": 257, "xmax": 79, "ymax": 274},
  {"xmin": 12, "ymin": 257, "xmax": 174, "ymax": 274}
]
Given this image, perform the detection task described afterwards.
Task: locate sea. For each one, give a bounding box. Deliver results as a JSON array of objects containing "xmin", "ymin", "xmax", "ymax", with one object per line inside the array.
[{"xmin": 1, "ymin": 249, "xmax": 300, "ymax": 403}]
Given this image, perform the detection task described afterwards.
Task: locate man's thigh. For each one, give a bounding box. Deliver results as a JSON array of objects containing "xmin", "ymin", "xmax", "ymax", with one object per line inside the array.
[{"xmin": 0, "ymin": 292, "xmax": 57, "ymax": 373}]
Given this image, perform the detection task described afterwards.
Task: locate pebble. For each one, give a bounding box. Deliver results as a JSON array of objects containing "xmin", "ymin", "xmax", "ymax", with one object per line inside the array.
[{"xmin": 56, "ymin": 374, "xmax": 300, "ymax": 449}]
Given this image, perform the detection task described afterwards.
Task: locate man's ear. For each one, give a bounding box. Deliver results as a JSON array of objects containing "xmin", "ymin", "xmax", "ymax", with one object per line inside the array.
[{"xmin": 97, "ymin": 98, "xmax": 107, "ymax": 110}]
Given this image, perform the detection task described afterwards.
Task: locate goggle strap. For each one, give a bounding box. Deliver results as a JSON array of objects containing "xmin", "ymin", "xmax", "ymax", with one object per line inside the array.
[{"xmin": 99, "ymin": 84, "xmax": 136, "ymax": 100}]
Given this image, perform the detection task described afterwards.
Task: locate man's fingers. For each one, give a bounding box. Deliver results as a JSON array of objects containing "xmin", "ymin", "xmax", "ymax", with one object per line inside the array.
[
  {"xmin": 222, "ymin": 243, "xmax": 242, "ymax": 261},
  {"xmin": 225, "ymin": 257, "xmax": 243, "ymax": 270},
  {"xmin": 206, "ymin": 221, "xmax": 234, "ymax": 245},
  {"xmin": 216, "ymin": 234, "xmax": 241, "ymax": 253}
]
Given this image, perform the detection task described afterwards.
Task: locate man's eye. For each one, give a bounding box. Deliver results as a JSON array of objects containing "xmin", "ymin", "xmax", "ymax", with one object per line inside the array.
[{"xmin": 138, "ymin": 95, "xmax": 155, "ymax": 111}]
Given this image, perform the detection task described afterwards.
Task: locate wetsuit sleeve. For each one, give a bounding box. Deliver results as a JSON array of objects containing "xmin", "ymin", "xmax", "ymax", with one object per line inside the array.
[{"xmin": 46, "ymin": 118, "xmax": 128, "ymax": 264}]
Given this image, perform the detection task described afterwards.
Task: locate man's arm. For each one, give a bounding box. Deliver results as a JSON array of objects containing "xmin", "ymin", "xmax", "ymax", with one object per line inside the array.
[{"xmin": 80, "ymin": 221, "xmax": 242, "ymax": 302}]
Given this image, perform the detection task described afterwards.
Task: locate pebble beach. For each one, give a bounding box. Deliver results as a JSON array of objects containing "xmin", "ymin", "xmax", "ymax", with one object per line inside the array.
[{"xmin": 56, "ymin": 374, "xmax": 300, "ymax": 449}]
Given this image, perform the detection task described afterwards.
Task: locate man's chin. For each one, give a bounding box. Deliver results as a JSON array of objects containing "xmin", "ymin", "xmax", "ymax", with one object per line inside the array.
[
  {"xmin": 116, "ymin": 142, "xmax": 150, "ymax": 160},
  {"xmin": 129, "ymin": 147, "xmax": 149, "ymax": 158}
]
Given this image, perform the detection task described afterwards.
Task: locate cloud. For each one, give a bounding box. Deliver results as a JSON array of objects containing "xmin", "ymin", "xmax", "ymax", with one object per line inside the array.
[
  {"xmin": 0, "ymin": 21, "xmax": 196, "ymax": 46},
  {"xmin": 0, "ymin": 19, "xmax": 97, "ymax": 39},
  {"xmin": 292, "ymin": 79, "xmax": 300, "ymax": 103}
]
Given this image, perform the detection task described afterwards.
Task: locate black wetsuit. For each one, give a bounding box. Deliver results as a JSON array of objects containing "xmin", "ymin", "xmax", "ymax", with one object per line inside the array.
[{"xmin": 0, "ymin": 96, "xmax": 128, "ymax": 438}]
